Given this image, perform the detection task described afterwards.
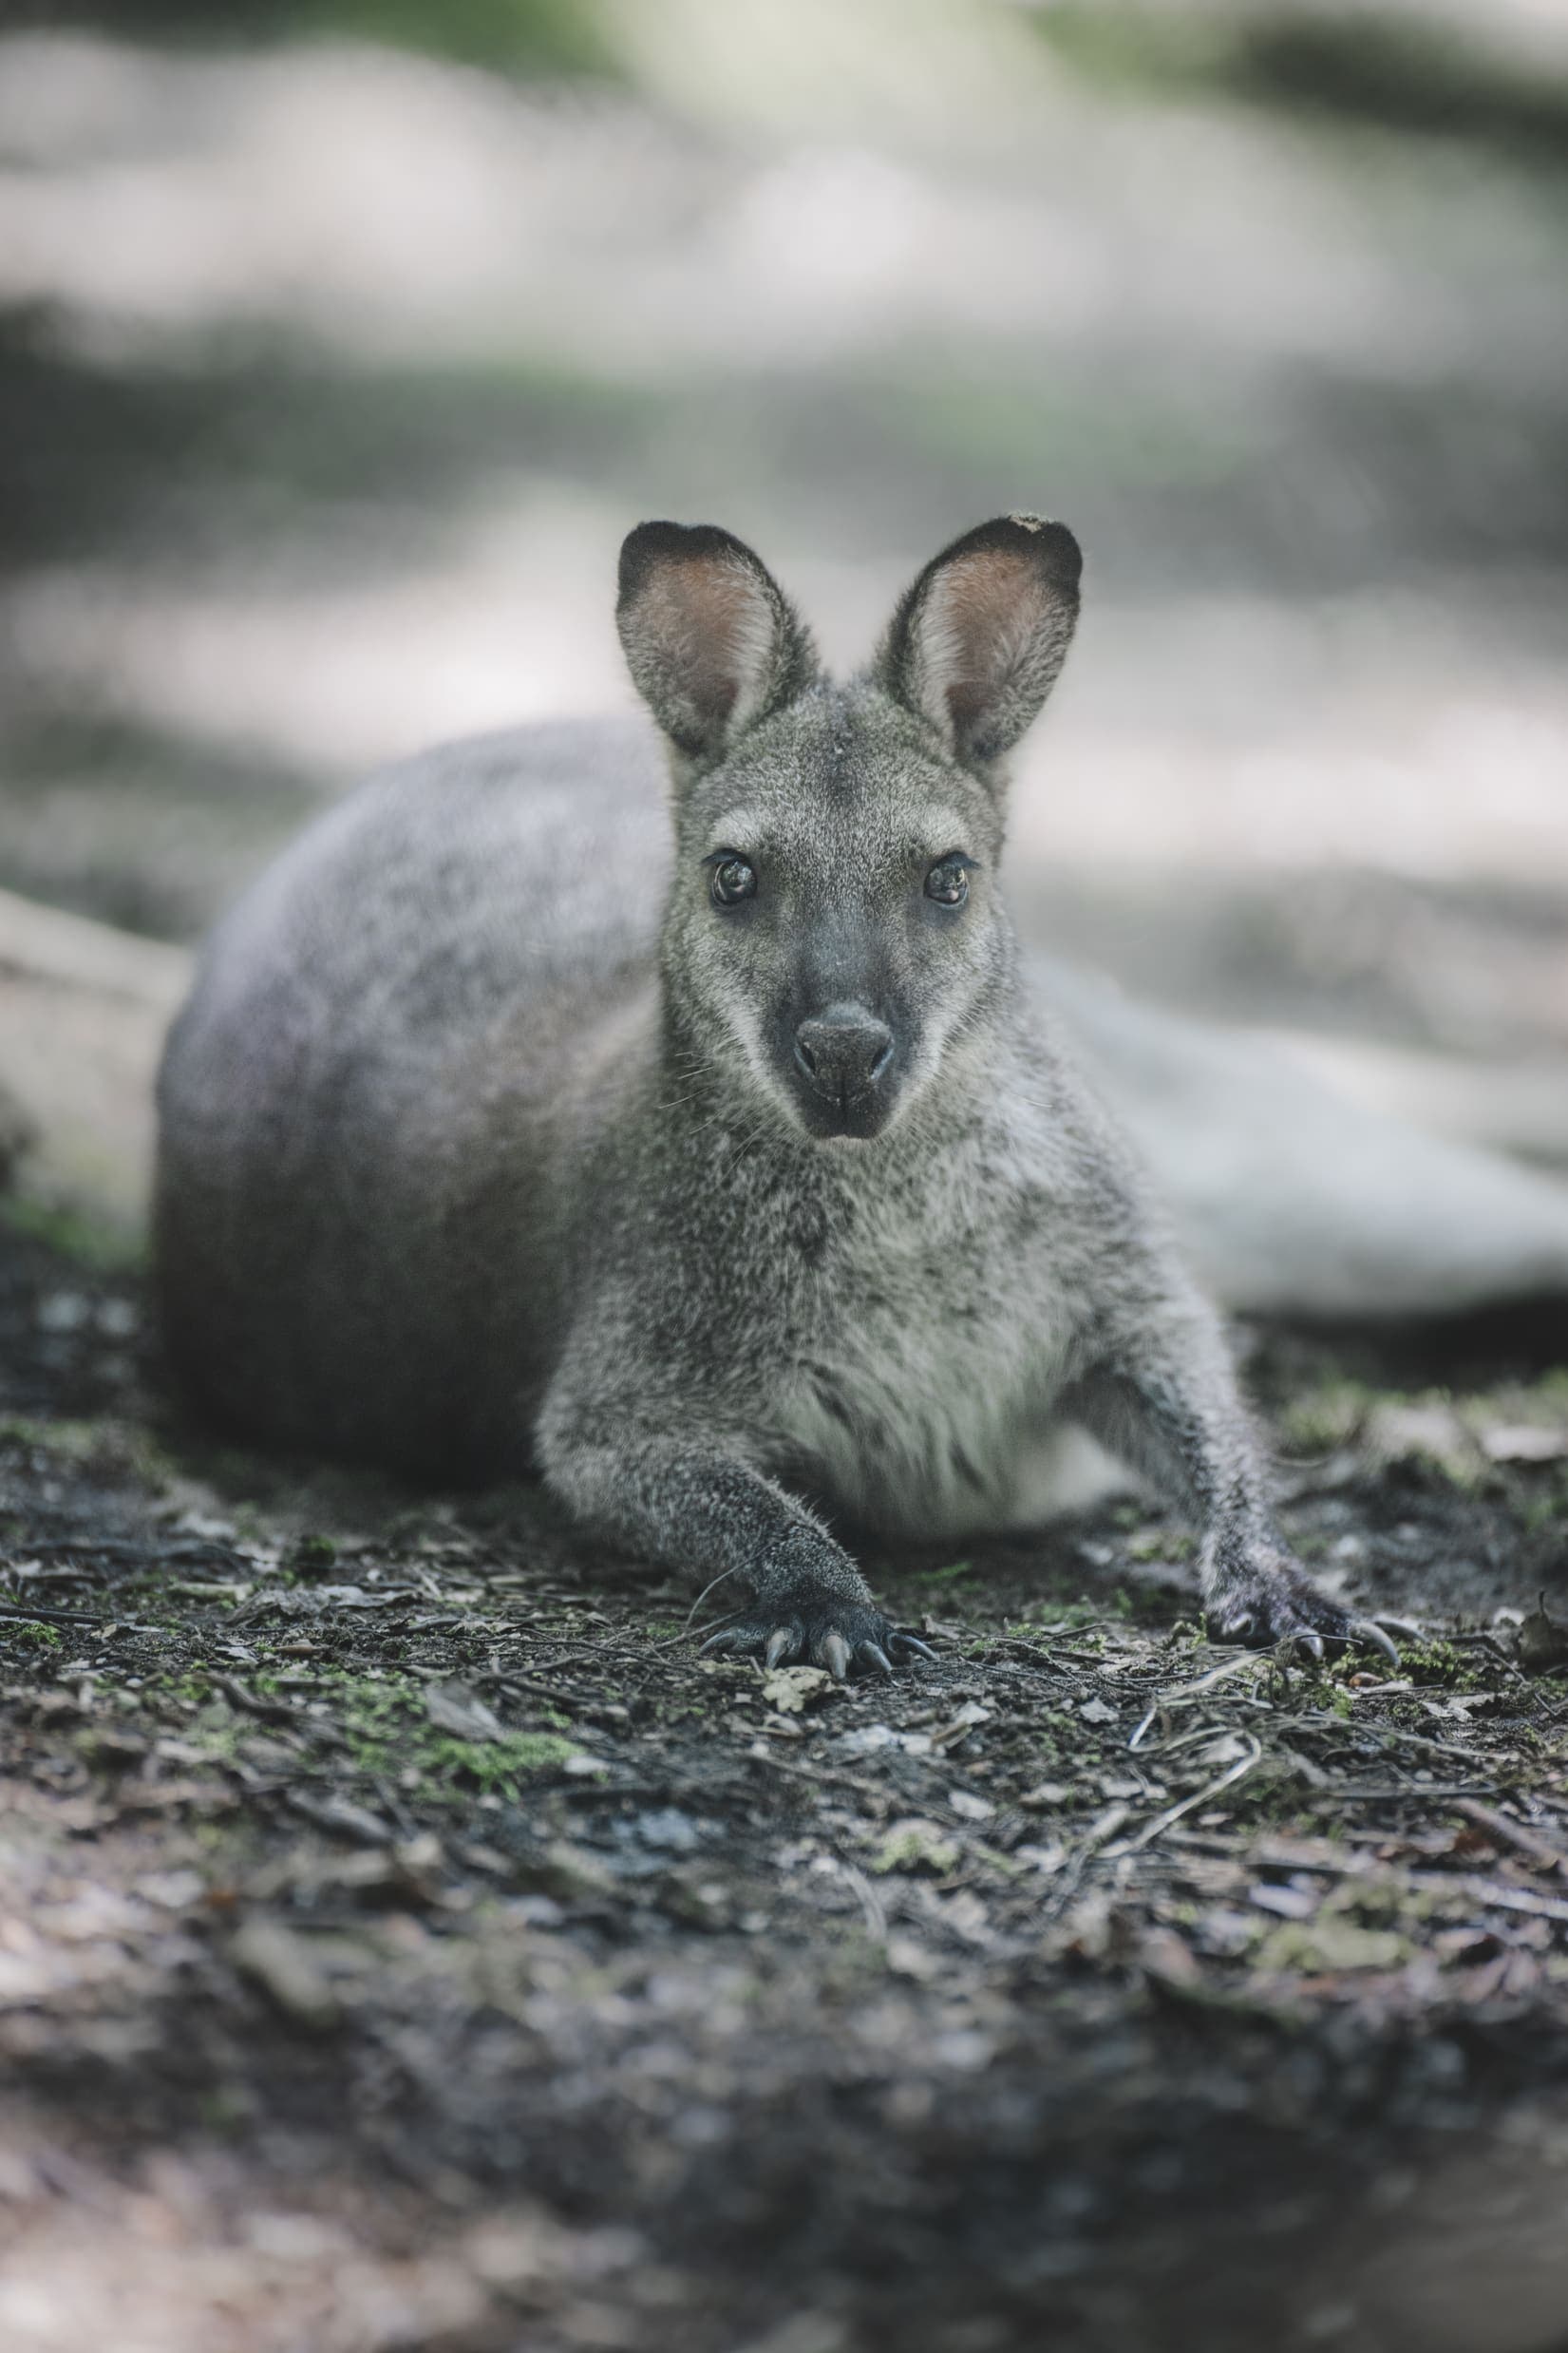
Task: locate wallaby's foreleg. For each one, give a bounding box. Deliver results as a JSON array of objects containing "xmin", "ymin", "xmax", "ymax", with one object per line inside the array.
[
  {"xmin": 1064, "ymin": 1321, "xmax": 1396, "ymax": 1660},
  {"xmin": 537, "ymin": 1401, "xmax": 933, "ymax": 1678}
]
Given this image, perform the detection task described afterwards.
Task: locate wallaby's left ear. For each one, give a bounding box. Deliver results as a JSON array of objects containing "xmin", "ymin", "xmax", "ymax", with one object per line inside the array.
[
  {"xmin": 617, "ymin": 521, "xmax": 819, "ymax": 769},
  {"xmin": 877, "ymin": 514, "xmax": 1082, "ymax": 769}
]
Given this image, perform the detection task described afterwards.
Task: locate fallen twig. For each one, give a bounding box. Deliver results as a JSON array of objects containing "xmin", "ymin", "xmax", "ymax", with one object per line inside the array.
[
  {"xmin": 1129, "ymin": 1653, "xmax": 1266, "ymax": 1748},
  {"xmin": 214, "ymin": 1673, "xmax": 301, "ymax": 1727},
  {"xmin": 1450, "ymin": 1797, "xmax": 1565, "ymax": 1872},
  {"xmin": 1105, "ymin": 1736, "xmax": 1263, "ymax": 1856},
  {"xmin": 982, "ymin": 1638, "xmax": 1071, "ymax": 1675},
  {"xmin": 0, "ymin": 1599, "xmax": 108, "ymax": 1627},
  {"xmin": 1163, "ymin": 1831, "xmax": 1568, "ymax": 1923},
  {"xmin": 840, "ymin": 1862, "xmax": 888, "ymax": 1942},
  {"xmin": 1312, "ymin": 1782, "xmax": 1494, "ymax": 1803},
  {"xmin": 284, "ymin": 1789, "xmax": 396, "ymax": 1846}
]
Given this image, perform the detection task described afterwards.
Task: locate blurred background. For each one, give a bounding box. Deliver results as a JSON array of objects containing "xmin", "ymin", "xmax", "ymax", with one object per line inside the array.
[{"xmin": 2, "ymin": 0, "xmax": 1566, "ymax": 1234}]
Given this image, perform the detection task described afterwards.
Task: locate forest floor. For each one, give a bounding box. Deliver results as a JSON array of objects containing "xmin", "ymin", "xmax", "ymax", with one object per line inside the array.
[
  {"xmin": 1, "ymin": 1216, "xmax": 1566, "ymax": 2353},
  {"xmin": 4, "ymin": 22, "xmax": 1568, "ymax": 2351}
]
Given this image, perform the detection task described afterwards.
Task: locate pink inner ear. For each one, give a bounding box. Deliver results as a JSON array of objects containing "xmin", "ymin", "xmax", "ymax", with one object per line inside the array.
[
  {"xmin": 654, "ymin": 554, "xmax": 774, "ymax": 727},
  {"xmin": 929, "ymin": 549, "xmax": 1045, "ymax": 730}
]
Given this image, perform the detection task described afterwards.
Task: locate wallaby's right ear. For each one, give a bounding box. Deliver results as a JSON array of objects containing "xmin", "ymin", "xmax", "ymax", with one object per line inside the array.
[
  {"xmin": 877, "ymin": 515, "xmax": 1082, "ymax": 770},
  {"xmin": 616, "ymin": 522, "xmax": 818, "ymax": 769}
]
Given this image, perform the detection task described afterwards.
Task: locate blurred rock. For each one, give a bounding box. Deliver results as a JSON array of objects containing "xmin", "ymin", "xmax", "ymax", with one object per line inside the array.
[{"xmin": 0, "ymin": 884, "xmax": 188, "ymax": 1249}]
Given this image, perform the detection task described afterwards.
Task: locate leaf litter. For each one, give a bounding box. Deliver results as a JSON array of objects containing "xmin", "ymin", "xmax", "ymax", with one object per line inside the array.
[{"xmin": 0, "ymin": 1222, "xmax": 1566, "ymax": 2350}]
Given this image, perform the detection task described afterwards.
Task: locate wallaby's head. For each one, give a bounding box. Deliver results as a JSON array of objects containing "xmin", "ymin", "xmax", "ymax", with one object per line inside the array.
[{"xmin": 617, "ymin": 515, "xmax": 1081, "ymax": 1143}]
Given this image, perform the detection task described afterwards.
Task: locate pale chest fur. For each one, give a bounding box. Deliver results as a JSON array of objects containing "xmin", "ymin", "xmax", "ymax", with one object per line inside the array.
[{"xmin": 754, "ymin": 1119, "xmax": 1090, "ymax": 1540}]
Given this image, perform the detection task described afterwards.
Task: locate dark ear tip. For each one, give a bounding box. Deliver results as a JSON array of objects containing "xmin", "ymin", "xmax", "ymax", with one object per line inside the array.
[
  {"xmin": 618, "ymin": 520, "xmax": 696, "ymax": 599},
  {"xmin": 617, "ymin": 520, "xmax": 750, "ymax": 602},
  {"xmin": 911, "ymin": 514, "xmax": 1082, "ymax": 602},
  {"xmin": 992, "ymin": 513, "xmax": 1082, "ymax": 589}
]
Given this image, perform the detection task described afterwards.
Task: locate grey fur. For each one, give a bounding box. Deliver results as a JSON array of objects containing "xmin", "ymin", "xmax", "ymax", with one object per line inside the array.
[{"xmin": 155, "ymin": 517, "xmax": 1380, "ymax": 1674}]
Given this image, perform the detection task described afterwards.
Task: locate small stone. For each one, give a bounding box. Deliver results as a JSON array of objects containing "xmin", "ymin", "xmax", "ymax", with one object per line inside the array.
[
  {"xmin": 37, "ymin": 1291, "xmax": 90, "ymax": 1334},
  {"xmin": 424, "ymin": 1683, "xmax": 505, "ymax": 1741},
  {"xmin": 636, "ymin": 1809, "xmax": 702, "ymax": 1853},
  {"xmin": 1519, "ymin": 1596, "xmax": 1568, "ymax": 1673},
  {"xmin": 230, "ymin": 1919, "xmax": 340, "ymax": 2032},
  {"xmin": 1482, "ymin": 1424, "xmax": 1567, "ymax": 1464}
]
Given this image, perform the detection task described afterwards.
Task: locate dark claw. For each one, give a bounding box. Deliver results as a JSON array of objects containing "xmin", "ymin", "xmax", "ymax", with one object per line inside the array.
[
  {"xmin": 892, "ymin": 1631, "xmax": 938, "ymax": 1661},
  {"xmin": 1350, "ymin": 1618, "xmax": 1401, "ymax": 1668},
  {"xmin": 690, "ymin": 1600, "xmax": 930, "ymax": 1680},
  {"xmin": 820, "ymin": 1631, "xmax": 852, "ymax": 1680},
  {"xmin": 1208, "ymin": 1549, "xmax": 1406, "ymax": 1672}
]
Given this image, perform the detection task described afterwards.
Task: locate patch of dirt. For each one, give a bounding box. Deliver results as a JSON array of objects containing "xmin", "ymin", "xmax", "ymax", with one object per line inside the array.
[{"xmin": 1, "ymin": 1218, "xmax": 1566, "ymax": 2352}]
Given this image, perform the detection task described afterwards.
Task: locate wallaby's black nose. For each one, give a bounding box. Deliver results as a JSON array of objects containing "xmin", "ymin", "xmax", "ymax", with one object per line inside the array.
[{"xmin": 794, "ymin": 1004, "xmax": 895, "ymax": 1101}]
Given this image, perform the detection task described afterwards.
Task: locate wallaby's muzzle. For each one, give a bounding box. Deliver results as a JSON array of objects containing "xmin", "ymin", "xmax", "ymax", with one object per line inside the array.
[{"xmin": 789, "ymin": 999, "xmax": 898, "ymax": 1140}]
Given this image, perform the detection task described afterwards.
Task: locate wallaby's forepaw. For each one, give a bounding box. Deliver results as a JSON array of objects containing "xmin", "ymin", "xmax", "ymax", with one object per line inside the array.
[
  {"xmin": 701, "ymin": 1600, "xmax": 936, "ymax": 1681},
  {"xmin": 1206, "ymin": 1551, "xmax": 1399, "ymax": 1665}
]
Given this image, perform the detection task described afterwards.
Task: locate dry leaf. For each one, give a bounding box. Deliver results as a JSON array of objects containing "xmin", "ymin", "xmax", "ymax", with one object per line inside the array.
[{"xmin": 761, "ymin": 1665, "xmax": 832, "ymax": 1714}]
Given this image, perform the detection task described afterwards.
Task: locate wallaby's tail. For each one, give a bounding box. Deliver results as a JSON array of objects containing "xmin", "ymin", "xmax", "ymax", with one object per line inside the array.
[{"xmin": 1037, "ymin": 957, "xmax": 1568, "ymax": 1320}]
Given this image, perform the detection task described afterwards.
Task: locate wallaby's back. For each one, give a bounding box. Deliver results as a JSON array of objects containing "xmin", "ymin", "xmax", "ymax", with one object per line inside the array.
[
  {"xmin": 160, "ymin": 711, "xmax": 1568, "ymax": 1474},
  {"xmin": 155, "ymin": 717, "xmax": 668, "ymax": 1471}
]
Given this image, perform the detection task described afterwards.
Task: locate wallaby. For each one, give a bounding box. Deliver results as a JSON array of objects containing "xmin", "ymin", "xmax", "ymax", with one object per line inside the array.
[{"xmin": 156, "ymin": 516, "xmax": 1398, "ymax": 1676}]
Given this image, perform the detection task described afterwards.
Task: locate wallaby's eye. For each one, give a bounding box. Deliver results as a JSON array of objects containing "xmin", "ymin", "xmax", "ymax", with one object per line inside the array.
[
  {"xmin": 925, "ymin": 856, "xmax": 971, "ymax": 907},
  {"xmin": 709, "ymin": 855, "xmax": 758, "ymax": 908}
]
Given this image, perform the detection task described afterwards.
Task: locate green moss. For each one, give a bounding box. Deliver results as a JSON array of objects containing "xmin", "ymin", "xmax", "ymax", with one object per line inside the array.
[
  {"xmin": 182, "ymin": 1701, "xmax": 246, "ymax": 1762},
  {"xmin": 2, "ymin": 1414, "xmax": 100, "ymax": 1461},
  {"xmin": 322, "ymin": 1674, "xmax": 580, "ymax": 1801},
  {"xmin": 284, "ymin": 1532, "xmax": 338, "ymax": 1578},
  {"xmin": 1285, "ymin": 1369, "xmax": 1568, "ymax": 1487},
  {"xmin": 1398, "ymin": 1640, "xmax": 1492, "ymax": 1693},
  {"xmin": 423, "ymin": 1730, "xmax": 577, "ymax": 1792},
  {"xmin": 870, "ymin": 1823, "xmax": 959, "ymax": 1877},
  {"xmin": 0, "ymin": 1194, "xmax": 143, "ymax": 1271},
  {"xmin": 292, "ymin": 0, "xmax": 621, "ymax": 79},
  {"xmin": 1257, "ymin": 1918, "xmax": 1409, "ymax": 1975},
  {"xmin": 4, "ymin": 1618, "xmax": 62, "ymax": 1648},
  {"xmin": 1278, "ymin": 1378, "xmax": 1375, "ymax": 1455},
  {"xmin": 911, "ymin": 1560, "xmax": 976, "ymax": 1587},
  {"xmin": 0, "ymin": 1412, "xmax": 178, "ymax": 1490},
  {"xmin": 973, "ymin": 1846, "xmax": 1030, "ymax": 1881},
  {"xmin": 1521, "ymin": 1491, "xmax": 1564, "ymax": 1537},
  {"xmin": 163, "ymin": 1671, "xmax": 216, "ymax": 1704},
  {"xmin": 142, "ymin": 1665, "xmax": 576, "ymax": 1788},
  {"xmin": 1126, "ymin": 1530, "xmax": 1196, "ymax": 1565},
  {"xmin": 1021, "ymin": 1589, "xmax": 1135, "ymax": 1635}
]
